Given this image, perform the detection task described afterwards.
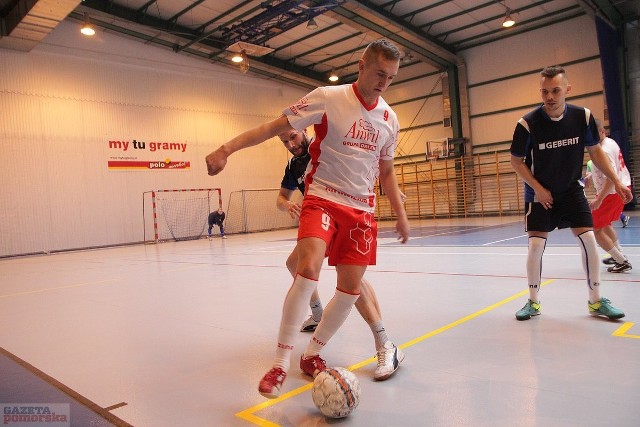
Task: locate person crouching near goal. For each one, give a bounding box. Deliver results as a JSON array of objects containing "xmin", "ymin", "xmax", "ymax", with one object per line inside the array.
[{"xmin": 207, "ymin": 207, "xmax": 227, "ymax": 239}]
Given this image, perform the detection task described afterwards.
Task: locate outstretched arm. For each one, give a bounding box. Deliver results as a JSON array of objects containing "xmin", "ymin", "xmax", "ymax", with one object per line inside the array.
[{"xmin": 206, "ymin": 115, "xmax": 293, "ymax": 176}]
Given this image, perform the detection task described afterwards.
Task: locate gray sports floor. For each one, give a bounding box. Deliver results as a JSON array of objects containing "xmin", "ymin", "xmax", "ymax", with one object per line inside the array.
[{"xmin": 1, "ymin": 215, "xmax": 638, "ymax": 426}]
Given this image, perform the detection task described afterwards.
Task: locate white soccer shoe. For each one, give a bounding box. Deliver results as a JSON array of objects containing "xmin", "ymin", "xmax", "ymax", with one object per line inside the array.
[
  {"xmin": 374, "ymin": 341, "xmax": 405, "ymax": 381},
  {"xmin": 300, "ymin": 315, "xmax": 320, "ymax": 332}
]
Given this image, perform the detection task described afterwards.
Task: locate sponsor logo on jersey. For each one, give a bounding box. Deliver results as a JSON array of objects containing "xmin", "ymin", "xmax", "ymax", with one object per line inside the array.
[
  {"xmin": 289, "ymin": 96, "xmax": 309, "ymax": 115},
  {"xmin": 538, "ymin": 137, "xmax": 580, "ymax": 150},
  {"xmin": 342, "ymin": 119, "xmax": 380, "ymax": 151}
]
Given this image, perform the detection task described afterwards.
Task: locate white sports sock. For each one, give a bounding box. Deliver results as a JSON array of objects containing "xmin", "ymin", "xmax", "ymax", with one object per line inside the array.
[
  {"xmin": 613, "ymin": 239, "xmax": 624, "ymax": 254},
  {"xmin": 576, "ymin": 231, "xmax": 601, "ymax": 303},
  {"xmin": 273, "ymin": 275, "xmax": 317, "ymax": 371},
  {"xmin": 310, "ymin": 299, "xmax": 323, "ymax": 322},
  {"xmin": 606, "ymin": 246, "xmax": 627, "ymax": 264},
  {"xmin": 303, "ymin": 289, "xmax": 359, "ymax": 357},
  {"xmin": 369, "ymin": 320, "xmax": 388, "ymax": 351},
  {"xmin": 527, "ymin": 236, "xmax": 546, "ymax": 302}
]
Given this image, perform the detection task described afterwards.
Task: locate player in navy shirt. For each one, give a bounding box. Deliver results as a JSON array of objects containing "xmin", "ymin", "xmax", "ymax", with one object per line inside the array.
[
  {"xmin": 207, "ymin": 207, "xmax": 226, "ymax": 239},
  {"xmin": 280, "ymin": 135, "xmax": 309, "ymax": 195},
  {"xmin": 510, "ymin": 65, "xmax": 632, "ymax": 321}
]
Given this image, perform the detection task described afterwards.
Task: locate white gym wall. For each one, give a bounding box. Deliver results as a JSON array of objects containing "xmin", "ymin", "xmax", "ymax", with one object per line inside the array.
[
  {"xmin": 462, "ymin": 14, "xmax": 604, "ymax": 154},
  {"xmin": 0, "ymin": 20, "xmax": 307, "ymax": 256}
]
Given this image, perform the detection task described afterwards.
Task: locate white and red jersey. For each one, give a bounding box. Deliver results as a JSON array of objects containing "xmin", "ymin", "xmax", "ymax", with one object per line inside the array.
[
  {"xmin": 592, "ymin": 136, "xmax": 631, "ymax": 195},
  {"xmin": 283, "ymin": 83, "xmax": 399, "ymax": 213}
]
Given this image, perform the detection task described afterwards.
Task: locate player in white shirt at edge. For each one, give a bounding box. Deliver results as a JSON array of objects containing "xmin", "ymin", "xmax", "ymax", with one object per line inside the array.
[{"xmin": 586, "ymin": 119, "xmax": 632, "ymax": 273}]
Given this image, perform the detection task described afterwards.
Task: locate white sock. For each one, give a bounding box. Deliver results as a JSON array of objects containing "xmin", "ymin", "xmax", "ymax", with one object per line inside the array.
[
  {"xmin": 576, "ymin": 231, "xmax": 601, "ymax": 303},
  {"xmin": 369, "ymin": 320, "xmax": 388, "ymax": 351},
  {"xmin": 613, "ymin": 239, "xmax": 623, "ymax": 253},
  {"xmin": 606, "ymin": 246, "xmax": 627, "ymax": 263},
  {"xmin": 310, "ymin": 299, "xmax": 323, "ymax": 322},
  {"xmin": 527, "ymin": 236, "xmax": 546, "ymax": 302},
  {"xmin": 303, "ymin": 289, "xmax": 359, "ymax": 357},
  {"xmin": 273, "ymin": 275, "xmax": 317, "ymax": 371}
]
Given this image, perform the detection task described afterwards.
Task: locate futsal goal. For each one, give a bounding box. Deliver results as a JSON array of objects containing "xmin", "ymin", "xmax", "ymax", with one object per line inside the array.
[
  {"xmin": 224, "ymin": 188, "xmax": 301, "ymax": 234},
  {"xmin": 143, "ymin": 188, "xmax": 222, "ymax": 242}
]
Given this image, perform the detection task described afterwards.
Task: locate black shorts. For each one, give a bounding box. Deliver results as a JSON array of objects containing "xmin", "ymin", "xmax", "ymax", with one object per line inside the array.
[{"xmin": 525, "ymin": 187, "xmax": 593, "ymax": 232}]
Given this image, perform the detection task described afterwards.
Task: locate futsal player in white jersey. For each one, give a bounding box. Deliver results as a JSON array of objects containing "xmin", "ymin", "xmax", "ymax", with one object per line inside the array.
[
  {"xmin": 588, "ymin": 119, "xmax": 632, "ymax": 273},
  {"xmin": 206, "ymin": 39, "xmax": 409, "ymax": 399},
  {"xmin": 277, "ymin": 128, "xmax": 405, "ymax": 381}
]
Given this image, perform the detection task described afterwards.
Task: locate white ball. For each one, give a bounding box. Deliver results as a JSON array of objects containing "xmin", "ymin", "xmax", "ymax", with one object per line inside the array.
[{"xmin": 311, "ymin": 367, "xmax": 361, "ymax": 418}]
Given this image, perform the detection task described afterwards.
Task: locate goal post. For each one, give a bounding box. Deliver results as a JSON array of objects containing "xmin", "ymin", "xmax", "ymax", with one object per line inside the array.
[
  {"xmin": 143, "ymin": 188, "xmax": 222, "ymax": 242},
  {"xmin": 224, "ymin": 188, "xmax": 301, "ymax": 234}
]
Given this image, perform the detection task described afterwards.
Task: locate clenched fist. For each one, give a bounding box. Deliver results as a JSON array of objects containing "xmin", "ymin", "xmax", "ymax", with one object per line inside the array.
[{"xmin": 205, "ymin": 147, "xmax": 229, "ymax": 176}]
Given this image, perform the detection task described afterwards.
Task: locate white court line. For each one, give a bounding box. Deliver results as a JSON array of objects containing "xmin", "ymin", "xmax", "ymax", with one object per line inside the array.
[
  {"xmin": 376, "ymin": 250, "xmax": 577, "ymax": 256},
  {"xmin": 482, "ymin": 234, "xmax": 528, "ymax": 246},
  {"xmin": 250, "ymin": 248, "xmax": 584, "ymax": 257},
  {"xmin": 380, "ymin": 225, "xmax": 487, "ymax": 240}
]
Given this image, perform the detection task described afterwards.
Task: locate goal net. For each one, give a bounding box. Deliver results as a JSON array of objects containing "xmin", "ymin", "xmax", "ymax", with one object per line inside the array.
[
  {"xmin": 143, "ymin": 188, "xmax": 222, "ymax": 242},
  {"xmin": 224, "ymin": 188, "xmax": 302, "ymax": 234}
]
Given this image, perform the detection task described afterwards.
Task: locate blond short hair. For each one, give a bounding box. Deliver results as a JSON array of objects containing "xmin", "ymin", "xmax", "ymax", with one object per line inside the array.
[{"xmin": 362, "ymin": 39, "xmax": 401, "ymax": 62}]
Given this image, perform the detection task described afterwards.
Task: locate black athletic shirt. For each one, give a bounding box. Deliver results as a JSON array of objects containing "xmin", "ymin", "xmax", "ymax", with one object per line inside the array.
[
  {"xmin": 510, "ymin": 103, "xmax": 599, "ymax": 202},
  {"xmin": 280, "ymin": 151, "xmax": 311, "ymax": 194},
  {"xmin": 208, "ymin": 211, "xmax": 225, "ymax": 225}
]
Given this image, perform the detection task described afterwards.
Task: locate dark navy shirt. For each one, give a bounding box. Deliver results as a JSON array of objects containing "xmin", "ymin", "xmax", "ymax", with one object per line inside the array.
[
  {"xmin": 208, "ymin": 211, "xmax": 225, "ymax": 225},
  {"xmin": 281, "ymin": 152, "xmax": 310, "ymax": 194},
  {"xmin": 510, "ymin": 104, "xmax": 599, "ymax": 202}
]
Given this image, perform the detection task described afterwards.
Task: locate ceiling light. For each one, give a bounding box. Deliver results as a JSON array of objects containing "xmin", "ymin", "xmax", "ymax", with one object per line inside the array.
[
  {"xmin": 328, "ymin": 70, "xmax": 339, "ymax": 82},
  {"xmin": 231, "ymin": 50, "xmax": 249, "ymax": 73},
  {"xmin": 402, "ymin": 51, "xmax": 414, "ymax": 63},
  {"xmin": 307, "ymin": 17, "xmax": 318, "ymax": 30},
  {"xmin": 502, "ymin": 10, "xmax": 515, "ymax": 28},
  {"xmin": 225, "ymin": 42, "xmax": 274, "ymax": 75},
  {"xmin": 231, "ymin": 50, "xmax": 246, "ymax": 63},
  {"xmin": 80, "ymin": 12, "xmax": 95, "ymax": 36}
]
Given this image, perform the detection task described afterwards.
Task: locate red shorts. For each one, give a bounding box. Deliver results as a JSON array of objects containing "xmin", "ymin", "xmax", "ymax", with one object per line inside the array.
[
  {"xmin": 592, "ymin": 193, "xmax": 624, "ymax": 229},
  {"xmin": 297, "ymin": 195, "xmax": 377, "ymax": 266}
]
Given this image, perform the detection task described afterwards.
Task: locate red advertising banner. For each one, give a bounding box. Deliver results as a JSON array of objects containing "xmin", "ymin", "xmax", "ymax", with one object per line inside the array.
[
  {"xmin": 107, "ymin": 160, "xmax": 190, "ymax": 170},
  {"xmin": 107, "ymin": 139, "xmax": 191, "ymax": 171}
]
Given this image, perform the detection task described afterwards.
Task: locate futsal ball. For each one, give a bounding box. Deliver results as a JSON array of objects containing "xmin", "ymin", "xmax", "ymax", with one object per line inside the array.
[{"xmin": 311, "ymin": 367, "xmax": 361, "ymax": 418}]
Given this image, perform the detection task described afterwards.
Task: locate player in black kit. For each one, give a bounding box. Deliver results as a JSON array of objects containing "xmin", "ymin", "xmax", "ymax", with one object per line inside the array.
[
  {"xmin": 510, "ymin": 65, "xmax": 632, "ymax": 321},
  {"xmin": 207, "ymin": 207, "xmax": 226, "ymax": 239}
]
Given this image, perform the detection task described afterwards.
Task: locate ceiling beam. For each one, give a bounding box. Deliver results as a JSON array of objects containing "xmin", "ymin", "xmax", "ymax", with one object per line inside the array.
[
  {"xmin": 328, "ymin": 0, "xmax": 461, "ymax": 69},
  {"xmin": 586, "ymin": 0, "xmax": 624, "ymax": 27},
  {"xmin": 0, "ymin": 0, "xmax": 81, "ymax": 51},
  {"xmin": 71, "ymin": 4, "xmax": 329, "ymax": 88}
]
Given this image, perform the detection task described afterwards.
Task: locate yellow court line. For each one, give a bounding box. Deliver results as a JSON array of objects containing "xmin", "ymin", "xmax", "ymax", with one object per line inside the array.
[
  {"xmin": 236, "ymin": 280, "xmax": 554, "ymax": 426},
  {"xmin": 612, "ymin": 322, "xmax": 640, "ymax": 339}
]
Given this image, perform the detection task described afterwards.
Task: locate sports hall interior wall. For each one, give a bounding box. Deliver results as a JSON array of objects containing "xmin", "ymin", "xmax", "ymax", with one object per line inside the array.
[
  {"xmin": 0, "ymin": 20, "xmax": 307, "ymax": 257},
  {"xmin": 0, "ymin": 14, "xmax": 623, "ymax": 257}
]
